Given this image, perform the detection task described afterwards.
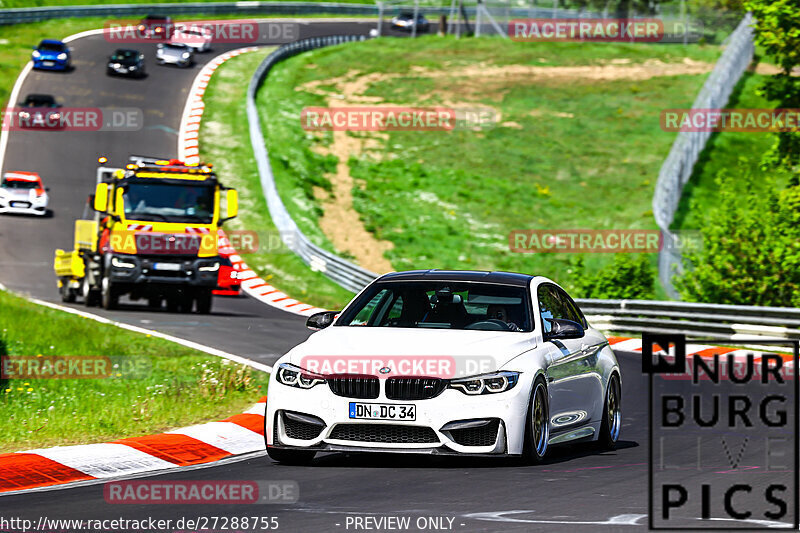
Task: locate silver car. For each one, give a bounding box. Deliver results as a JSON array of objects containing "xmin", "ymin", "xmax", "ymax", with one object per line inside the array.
[{"xmin": 155, "ymin": 43, "xmax": 194, "ymax": 68}]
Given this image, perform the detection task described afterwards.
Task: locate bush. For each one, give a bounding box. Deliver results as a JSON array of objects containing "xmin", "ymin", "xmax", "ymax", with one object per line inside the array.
[
  {"xmin": 675, "ymin": 165, "xmax": 800, "ymax": 306},
  {"xmin": 570, "ymin": 254, "xmax": 655, "ymax": 299}
]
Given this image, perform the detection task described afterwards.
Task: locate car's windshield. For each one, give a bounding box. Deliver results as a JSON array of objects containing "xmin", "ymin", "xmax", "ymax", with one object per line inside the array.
[
  {"xmin": 337, "ymin": 281, "xmax": 532, "ymax": 331},
  {"xmin": 163, "ymin": 43, "xmax": 186, "ymax": 50},
  {"xmin": 122, "ymin": 182, "xmax": 214, "ymax": 223},
  {"xmin": 23, "ymin": 95, "xmax": 55, "ymax": 107},
  {"xmin": 38, "ymin": 41, "xmax": 65, "ymax": 52},
  {"xmin": 112, "ymin": 50, "xmax": 138, "ymax": 61},
  {"xmin": 2, "ymin": 179, "xmax": 38, "ymax": 189}
]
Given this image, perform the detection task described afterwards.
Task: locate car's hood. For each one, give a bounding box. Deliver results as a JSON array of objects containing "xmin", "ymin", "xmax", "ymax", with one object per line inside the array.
[
  {"xmin": 36, "ymin": 50, "xmax": 64, "ymax": 59},
  {"xmin": 286, "ymin": 326, "xmax": 537, "ymax": 372}
]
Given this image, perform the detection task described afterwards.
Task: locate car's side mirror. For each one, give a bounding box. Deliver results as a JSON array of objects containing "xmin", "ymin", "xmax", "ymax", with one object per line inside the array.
[
  {"xmin": 45, "ymin": 187, "xmax": 50, "ymax": 192},
  {"xmin": 544, "ymin": 318, "xmax": 584, "ymax": 341},
  {"xmin": 306, "ymin": 311, "xmax": 338, "ymax": 331}
]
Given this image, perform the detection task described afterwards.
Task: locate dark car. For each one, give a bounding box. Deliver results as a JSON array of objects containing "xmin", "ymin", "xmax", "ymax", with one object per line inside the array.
[
  {"xmin": 16, "ymin": 94, "xmax": 63, "ymax": 129},
  {"xmin": 391, "ymin": 12, "xmax": 430, "ymax": 32},
  {"xmin": 137, "ymin": 14, "xmax": 174, "ymax": 40},
  {"xmin": 107, "ymin": 49, "xmax": 146, "ymax": 77},
  {"xmin": 31, "ymin": 39, "xmax": 71, "ymax": 71}
]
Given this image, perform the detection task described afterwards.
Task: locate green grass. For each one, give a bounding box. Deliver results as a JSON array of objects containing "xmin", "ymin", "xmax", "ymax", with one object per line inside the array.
[
  {"xmin": 199, "ymin": 48, "xmax": 355, "ymax": 310},
  {"xmin": 256, "ymin": 36, "xmax": 722, "ymax": 296},
  {"xmin": 672, "ymin": 67, "xmax": 793, "ymax": 231},
  {"xmin": 0, "ymin": 289, "xmax": 267, "ymax": 453}
]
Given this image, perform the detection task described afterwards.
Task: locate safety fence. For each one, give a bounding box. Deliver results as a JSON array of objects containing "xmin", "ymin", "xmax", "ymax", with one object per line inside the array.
[{"xmin": 652, "ymin": 13, "xmax": 755, "ymax": 298}]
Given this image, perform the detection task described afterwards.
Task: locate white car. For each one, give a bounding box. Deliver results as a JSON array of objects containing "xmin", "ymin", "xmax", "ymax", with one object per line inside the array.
[
  {"xmin": 0, "ymin": 171, "xmax": 49, "ymax": 215},
  {"xmin": 155, "ymin": 43, "xmax": 194, "ymax": 67},
  {"xmin": 265, "ymin": 270, "xmax": 621, "ymax": 465},
  {"xmin": 170, "ymin": 25, "xmax": 212, "ymax": 52}
]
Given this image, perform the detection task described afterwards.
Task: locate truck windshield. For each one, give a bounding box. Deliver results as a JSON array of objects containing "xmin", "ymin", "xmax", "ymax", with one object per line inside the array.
[{"xmin": 122, "ymin": 182, "xmax": 214, "ymax": 223}]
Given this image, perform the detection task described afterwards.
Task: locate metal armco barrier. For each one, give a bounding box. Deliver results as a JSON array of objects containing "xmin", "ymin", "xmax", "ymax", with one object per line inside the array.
[
  {"xmin": 247, "ymin": 34, "xmax": 379, "ymax": 294},
  {"xmin": 577, "ymin": 298, "xmax": 800, "ymax": 343}
]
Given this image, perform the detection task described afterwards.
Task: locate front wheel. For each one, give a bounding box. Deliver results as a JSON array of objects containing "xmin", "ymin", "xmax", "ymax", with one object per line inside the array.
[
  {"xmin": 195, "ymin": 288, "xmax": 212, "ymax": 314},
  {"xmin": 266, "ymin": 447, "xmax": 316, "ymax": 466},
  {"xmin": 101, "ymin": 275, "xmax": 119, "ymax": 310},
  {"xmin": 82, "ymin": 275, "xmax": 100, "ymax": 307},
  {"xmin": 523, "ymin": 378, "xmax": 549, "ymax": 464},
  {"xmin": 595, "ymin": 373, "xmax": 621, "ymax": 450}
]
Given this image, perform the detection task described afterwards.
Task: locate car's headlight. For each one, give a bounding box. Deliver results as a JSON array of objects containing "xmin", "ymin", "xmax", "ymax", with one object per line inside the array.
[
  {"xmin": 182, "ymin": 52, "xmax": 190, "ymax": 59},
  {"xmin": 449, "ymin": 371, "xmax": 520, "ymax": 395},
  {"xmin": 129, "ymin": 66, "xmax": 136, "ymax": 70},
  {"xmin": 198, "ymin": 261, "xmax": 219, "ymax": 272},
  {"xmin": 32, "ymin": 50, "xmax": 41, "ymax": 58},
  {"xmin": 57, "ymin": 52, "xmax": 67, "ymax": 60},
  {"xmin": 111, "ymin": 256, "xmax": 136, "ymax": 269},
  {"xmin": 276, "ymin": 363, "xmax": 325, "ymax": 390}
]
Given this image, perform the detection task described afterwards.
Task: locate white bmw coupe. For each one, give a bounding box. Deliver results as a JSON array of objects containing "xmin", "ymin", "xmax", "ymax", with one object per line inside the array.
[{"xmin": 265, "ymin": 270, "xmax": 621, "ymax": 464}]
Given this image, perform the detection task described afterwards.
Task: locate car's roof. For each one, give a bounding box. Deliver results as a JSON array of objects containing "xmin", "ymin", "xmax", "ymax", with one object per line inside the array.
[
  {"xmin": 377, "ymin": 269, "xmax": 534, "ymax": 287},
  {"xmin": 3, "ymin": 171, "xmax": 41, "ymax": 182},
  {"xmin": 114, "ymin": 49, "xmax": 139, "ymax": 54},
  {"xmin": 39, "ymin": 39, "xmax": 64, "ymax": 45}
]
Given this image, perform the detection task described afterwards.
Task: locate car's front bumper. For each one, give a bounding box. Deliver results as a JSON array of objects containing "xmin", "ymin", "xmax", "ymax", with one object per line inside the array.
[
  {"xmin": 0, "ymin": 199, "xmax": 47, "ymax": 215},
  {"xmin": 265, "ymin": 372, "xmax": 534, "ymax": 456},
  {"xmin": 32, "ymin": 58, "xmax": 69, "ymax": 70}
]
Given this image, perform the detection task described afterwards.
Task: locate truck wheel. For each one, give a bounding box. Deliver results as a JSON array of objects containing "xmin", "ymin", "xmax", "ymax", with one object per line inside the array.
[
  {"xmin": 147, "ymin": 297, "xmax": 162, "ymax": 309},
  {"xmin": 101, "ymin": 276, "xmax": 119, "ymax": 310},
  {"xmin": 82, "ymin": 277, "xmax": 100, "ymax": 307},
  {"xmin": 195, "ymin": 289, "xmax": 213, "ymax": 314},
  {"xmin": 60, "ymin": 281, "xmax": 76, "ymax": 303},
  {"xmin": 178, "ymin": 290, "xmax": 194, "ymax": 313},
  {"xmin": 166, "ymin": 297, "xmax": 180, "ymax": 313}
]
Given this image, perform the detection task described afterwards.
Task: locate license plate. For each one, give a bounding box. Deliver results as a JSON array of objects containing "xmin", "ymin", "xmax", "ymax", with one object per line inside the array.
[
  {"xmin": 10, "ymin": 202, "xmax": 29, "ymax": 208},
  {"xmin": 153, "ymin": 262, "xmax": 180, "ymax": 271},
  {"xmin": 42, "ymin": 61, "xmax": 54, "ymax": 66},
  {"xmin": 349, "ymin": 403, "xmax": 416, "ymax": 421}
]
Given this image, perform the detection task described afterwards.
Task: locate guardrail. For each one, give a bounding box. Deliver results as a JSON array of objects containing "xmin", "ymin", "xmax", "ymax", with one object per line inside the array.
[
  {"xmin": 578, "ymin": 298, "xmax": 800, "ymax": 344},
  {"xmin": 652, "ymin": 13, "xmax": 755, "ymax": 298},
  {"xmin": 247, "ymin": 34, "xmax": 379, "ymax": 293}
]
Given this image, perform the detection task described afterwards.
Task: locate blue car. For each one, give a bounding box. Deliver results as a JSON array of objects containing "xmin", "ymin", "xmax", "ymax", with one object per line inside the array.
[{"xmin": 32, "ymin": 40, "xmax": 71, "ymax": 71}]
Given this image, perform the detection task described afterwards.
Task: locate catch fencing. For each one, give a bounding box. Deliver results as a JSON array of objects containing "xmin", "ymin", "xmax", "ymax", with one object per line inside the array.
[{"xmin": 652, "ymin": 13, "xmax": 755, "ymax": 298}]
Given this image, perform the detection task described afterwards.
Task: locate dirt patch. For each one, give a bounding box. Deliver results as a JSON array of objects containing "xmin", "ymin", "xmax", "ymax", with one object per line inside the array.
[{"xmin": 296, "ymin": 57, "xmax": 714, "ymax": 271}]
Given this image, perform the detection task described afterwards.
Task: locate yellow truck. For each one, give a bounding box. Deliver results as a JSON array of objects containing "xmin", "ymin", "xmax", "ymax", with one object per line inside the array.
[{"xmin": 54, "ymin": 156, "xmax": 238, "ymax": 313}]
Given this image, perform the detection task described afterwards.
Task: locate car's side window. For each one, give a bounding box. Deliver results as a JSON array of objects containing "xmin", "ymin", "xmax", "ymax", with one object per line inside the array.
[
  {"xmin": 537, "ymin": 285, "xmax": 568, "ymax": 334},
  {"xmin": 554, "ymin": 287, "xmax": 584, "ymax": 327}
]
